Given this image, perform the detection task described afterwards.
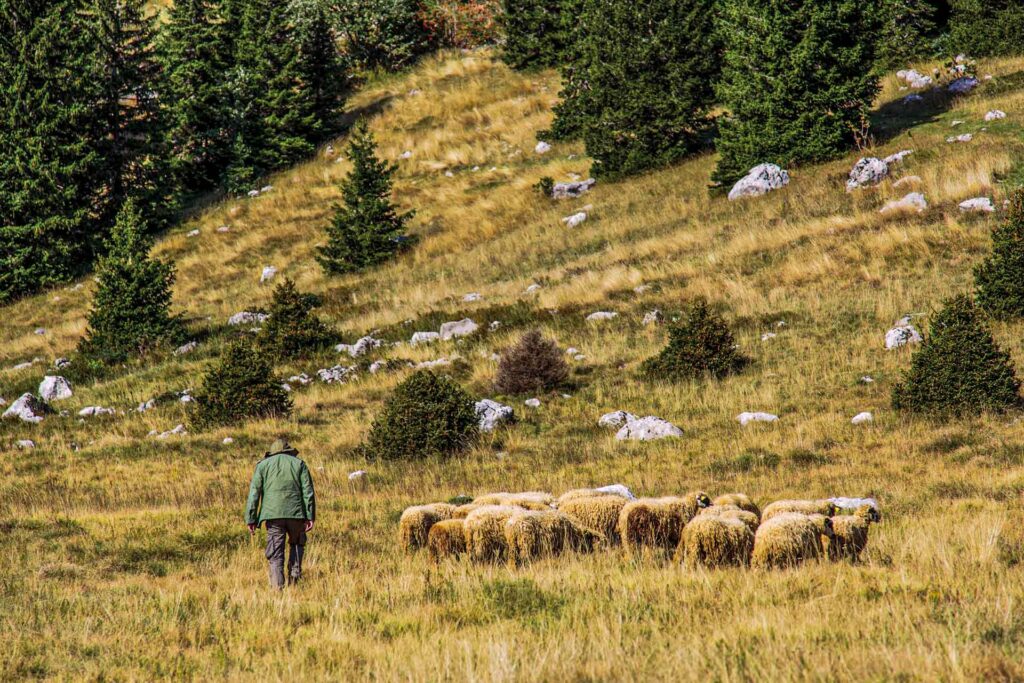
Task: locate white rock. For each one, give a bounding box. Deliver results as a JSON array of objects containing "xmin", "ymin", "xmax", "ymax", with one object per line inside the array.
[
  {"xmin": 336, "ymin": 336, "xmax": 382, "ymax": 358},
  {"xmin": 830, "ymin": 497, "xmax": 880, "ymax": 511},
  {"xmin": 728, "ymin": 163, "xmax": 790, "ymax": 201},
  {"xmin": 317, "ymin": 365, "xmax": 357, "ymax": 384},
  {"xmin": 440, "ymin": 318, "xmax": 478, "ymax": 340},
  {"xmin": 11, "ymin": 361, "xmax": 34, "ymax": 371},
  {"xmin": 880, "ymin": 192, "xmax": 927, "ymax": 214},
  {"xmin": 633, "ymin": 284, "xmax": 652, "ymax": 294},
  {"xmin": 223, "ymin": 437, "xmax": 235, "ymax": 445},
  {"xmin": 16, "ymin": 440, "xmax": 35, "ymax": 450},
  {"xmin": 444, "ymin": 170, "xmax": 454, "ymax": 177},
  {"xmin": 524, "ymin": 283, "xmax": 541, "ymax": 294},
  {"xmin": 641, "ymin": 310, "xmax": 663, "ymax": 326},
  {"xmin": 599, "ymin": 410, "xmax": 637, "ymax": 428},
  {"xmin": 415, "ymin": 358, "xmax": 452, "ymax": 369},
  {"xmin": 174, "ymin": 341, "xmax": 198, "ymax": 356},
  {"xmin": 851, "ymin": 411, "xmax": 873, "ymax": 425},
  {"xmin": 573, "ymin": 354, "xmax": 586, "ymax": 361},
  {"xmin": 34, "ymin": 328, "xmax": 46, "ymax": 335},
  {"xmin": 228, "ymin": 311, "xmax": 268, "ymax": 326},
  {"xmin": 885, "ymin": 322, "xmax": 922, "ymax": 349},
  {"xmin": 985, "ymin": 110, "xmax": 1007, "ymax": 122},
  {"xmin": 2, "ymin": 394, "xmax": 49, "ymax": 423},
  {"xmin": 860, "ymin": 376, "xmax": 875, "ymax": 384},
  {"xmin": 586, "ymin": 311, "xmax": 617, "ymax": 322},
  {"xmin": 247, "ymin": 189, "xmax": 260, "ymax": 197},
  {"xmin": 846, "ymin": 157, "xmax": 888, "ymax": 191},
  {"xmin": 951, "ymin": 120, "xmax": 964, "ymax": 127},
  {"xmin": 410, "ymin": 331, "xmax": 440, "ymax": 345},
  {"xmin": 946, "ymin": 133, "xmax": 973, "ymax": 143},
  {"xmin": 761, "ymin": 332, "xmax": 777, "ymax": 341},
  {"xmin": 551, "ymin": 178, "xmax": 595, "ymax": 199},
  {"xmin": 78, "ymin": 406, "xmax": 114, "ymax": 417},
  {"xmin": 39, "ymin": 376, "xmax": 72, "ymax": 402},
  {"xmin": 561, "ymin": 212, "xmax": 587, "ymax": 228},
  {"xmin": 217, "ymin": 225, "xmax": 231, "ymax": 233},
  {"xmin": 566, "ymin": 347, "xmax": 579, "ymax": 355},
  {"xmin": 488, "ymin": 320, "xmax": 501, "ymax": 331},
  {"xmin": 737, "ymin": 412, "xmax": 779, "ymax": 426},
  {"xmin": 476, "ymin": 399, "xmax": 514, "ymax": 432},
  {"xmin": 137, "ymin": 399, "xmax": 156, "ymax": 413},
  {"xmin": 534, "ymin": 141, "xmax": 551, "ymax": 154},
  {"xmin": 288, "ymin": 373, "xmax": 312, "ymax": 386},
  {"xmin": 156, "ymin": 424, "xmax": 187, "ymax": 439},
  {"xmin": 187, "ymin": 229, "xmax": 200, "ymax": 237},
  {"xmin": 399, "ymin": 150, "xmax": 412, "ymax": 159},
  {"xmin": 463, "ymin": 292, "xmax": 482, "ymax": 302},
  {"xmin": 883, "ymin": 150, "xmax": 913, "ymax": 165},
  {"xmin": 260, "ymin": 185, "xmax": 273, "ymax": 194},
  {"xmin": 260, "ymin": 265, "xmax": 277, "ymax": 283},
  {"xmin": 959, "ymin": 197, "xmax": 995, "ymax": 213},
  {"xmin": 594, "ymin": 484, "xmax": 636, "ymax": 500},
  {"xmin": 281, "ymin": 383, "xmax": 292, "ymax": 392},
  {"xmin": 615, "ymin": 416, "xmax": 682, "ymax": 441},
  {"xmin": 178, "ymin": 392, "xmax": 193, "ymax": 403},
  {"xmin": 948, "ymin": 77, "xmax": 979, "ymax": 94},
  {"xmin": 524, "ymin": 398, "xmax": 541, "ymax": 408}
]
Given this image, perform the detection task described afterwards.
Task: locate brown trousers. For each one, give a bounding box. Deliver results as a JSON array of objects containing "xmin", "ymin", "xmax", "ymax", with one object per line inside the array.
[{"xmin": 264, "ymin": 519, "xmax": 307, "ymax": 588}]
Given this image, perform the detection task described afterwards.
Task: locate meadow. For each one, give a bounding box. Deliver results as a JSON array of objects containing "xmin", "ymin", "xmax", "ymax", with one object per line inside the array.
[{"xmin": 2, "ymin": 50, "xmax": 1024, "ymax": 680}]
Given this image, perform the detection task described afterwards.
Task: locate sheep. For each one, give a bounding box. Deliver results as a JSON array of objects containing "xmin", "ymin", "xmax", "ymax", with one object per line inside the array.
[
  {"xmin": 503, "ymin": 510, "xmax": 603, "ymax": 565},
  {"xmin": 463, "ymin": 505, "xmax": 525, "ymax": 562},
  {"xmin": 761, "ymin": 499, "xmax": 838, "ymax": 522},
  {"xmin": 698, "ymin": 504, "xmax": 760, "ymax": 534},
  {"xmin": 556, "ymin": 484, "xmax": 635, "ymax": 505},
  {"xmin": 399, "ymin": 503, "xmax": 456, "ymax": 551},
  {"xmin": 825, "ymin": 504, "xmax": 881, "ymax": 562},
  {"xmin": 618, "ymin": 491, "xmax": 712, "ymax": 556},
  {"xmin": 472, "ymin": 491, "xmax": 555, "ymax": 509},
  {"xmin": 427, "ymin": 519, "xmax": 467, "ymax": 562},
  {"xmin": 712, "ymin": 493, "xmax": 761, "ymax": 519},
  {"xmin": 752, "ymin": 512, "xmax": 834, "ymax": 569},
  {"xmin": 677, "ymin": 514, "xmax": 754, "ymax": 569},
  {"xmin": 559, "ymin": 494, "xmax": 630, "ymax": 545}
]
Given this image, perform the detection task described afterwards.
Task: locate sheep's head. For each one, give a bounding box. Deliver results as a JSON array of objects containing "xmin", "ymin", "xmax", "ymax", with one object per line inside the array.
[
  {"xmin": 857, "ymin": 504, "xmax": 881, "ymax": 523},
  {"xmin": 825, "ymin": 502, "xmax": 839, "ymax": 517},
  {"xmin": 695, "ymin": 492, "xmax": 712, "ymax": 509},
  {"xmin": 810, "ymin": 514, "xmax": 835, "ymax": 538}
]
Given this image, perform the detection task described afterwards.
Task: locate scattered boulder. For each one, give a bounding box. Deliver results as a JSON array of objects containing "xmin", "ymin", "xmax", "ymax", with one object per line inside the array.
[
  {"xmin": 860, "ymin": 376, "xmax": 875, "ymax": 384},
  {"xmin": 261, "ymin": 185, "xmax": 273, "ymax": 194},
  {"xmin": 885, "ymin": 318, "xmax": 923, "ymax": 349},
  {"xmin": 462, "ymin": 292, "xmax": 482, "ymax": 302},
  {"xmin": 883, "ymin": 150, "xmax": 913, "ymax": 165},
  {"xmin": 217, "ymin": 225, "xmax": 231, "ymax": 233},
  {"xmin": 761, "ymin": 332, "xmax": 777, "ymax": 341},
  {"xmin": 415, "ymin": 358, "xmax": 452, "ymax": 369},
  {"xmin": 947, "ymin": 77, "xmax": 978, "ymax": 94},
  {"xmin": 524, "ymin": 283, "xmax": 542, "ymax": 294},
  {"xmin": 174, "ymin": 341, "xmax": 198, "ymax": 356},
  {"xmin": 727, "ymin": 163, "xmax": 790, "ymax": 201},
  {"xmin": 642, "ymin": 310, "xmax": 664, "ymax": 326},
  {"xmin": 34, "ymin": 328, "xmax": 46, "ymax": 336},
  {"xmin": 247, "ymin": 189, "xmax": 259, "ymax": 197},
  {"xmin": 736, "ymin": 412, "xmax": 779, "ymax": 426},
  {"xmin": 959, "ymin": 197, "xmax": 995, "ymax": 213},
  {"xmin": 851, "ymin": 411, "xmax": 873, "ymax": 425},
  {"xmin": 399, "ymin": 150, "xmax": 412, "ymax": 159},
  {"xmin": 54, "ymin": 358, "xmax": 71, "ymax": 370},
  {"xmin": 39, "ymin": 376, "xmax": 73, "ymax": 402},
  {"xmin": 897, "ymin": 69, "xmax": 932, "ymax": 89},
  {"xmin": 880, "ymin": 192, "xmax": 927, "ymax": 214},
  {"xmin": 137, "ymin": 399, "xmax": 156, "ymax": 412},
  {"xmin": 317, "ymin": 365, "xmax": 357, "ymax": 384},
  {"xmin": 586, "ymin": 311, "xmax": 617, "ymax": 322},
  {"xmin": 562, "ymin": 212, "xmax": 587, "ymax": 228},
  {"xmin": 846, "ymin": 157, "xmax": 888, "ymax": 191},
  {"xmin": 78, "ymin": 406, "xmax": 115, "ymax": 417},
  {"xmin": 336, "ymin": 336, "xmax": 383, "ymax": 358},
  {"xmin": 411, "ymin": 331, "xmax": 440, "ymax": 345},
  {"xmin": 2, "ymin": 394, "xmax": 50, "ymax": 423},
  {"xmin": 16, "ymin": 439, "xmax": 35, "ymax": 450},
  {"xmin": 156, "ymin": 424, "xmax": 187, "ymax": 439},
  {"xmin": 599, "ymin": 410, "xmax": 637, "ymax": 428},
  {"xmin": 11, "ymin": 361, "xmax": 34, "ymax": 371},
  {"xmin": 223, "ymin": 437, "xmax": 235, "ymax": 445},
  {"xmin": 615, "ymin": 416, "xmax": 682, "ymax": 440},
  {"xmin": 187, "ymin": 229, "xmax": 200, "ymax": 237},
  {"xmin": 985, "ymin": 110, "xmax": 1007, "ymax": 122},
  {"xmin": 178, "ymin": 391, "xmax": 193, "ymax": 403},
  {"xmin": 534, "ymin": 141, "xmax": 551, "ymax": 154},
  {"xmin": 228, "ymin": 311, "xmax": 268, "ymax": 326},
  {"xmin": 475, "ymin": 399, "xmax": 514, "ymax": 432},
  {"xmin": 524, "ymin": 398, "xmax": 541, "ymax": 408},
  {"xmin": 288, "ymin": 373, "xmax": 312, "ymax": 386},
  {"xmin": 946, "ymin": 133, "xmax": 973, "ymax": 144},
  {"xmin": 440, "ymin": 318, "xmax": 478, "ymax": 340},
  {"xmin": 260, "ymin": 266, "xmax": 277, "ymax": 283},
  {"xmin": 551, "ymin": 178, "xmax": 595, "ymax": 199},
  {"xmin": 348, "ymin": 470, "xmax": 369, "ymax": 492}
]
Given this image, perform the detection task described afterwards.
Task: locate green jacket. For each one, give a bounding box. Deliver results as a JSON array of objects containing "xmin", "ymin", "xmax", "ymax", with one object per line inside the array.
[{"xmin": 245, "ymin": 452, "xmax": 316, "ymax": 525}]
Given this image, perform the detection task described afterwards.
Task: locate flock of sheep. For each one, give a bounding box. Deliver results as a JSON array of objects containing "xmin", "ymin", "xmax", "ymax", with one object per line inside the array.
[{"xmin": 399, "ymin": 487, "xmax": 882, "ymax": 569}]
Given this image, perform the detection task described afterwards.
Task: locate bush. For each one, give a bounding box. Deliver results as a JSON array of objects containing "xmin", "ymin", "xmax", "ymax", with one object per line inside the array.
[
  {"xmin": 420, "ymin": 0, "xmax": 501, "ymax": 49},
  {"xmin": 362, "ymin": 370, "xmax": 479, "ymax": 460},
  {"xmin": 641, "ymin": 300, "xmax": 749, "ymax": 381},
  {"xmin": 500, "ymin": 0, "xmax": 575, "ymax": 70},
  {"xmin": 335, "ymin": 0, "xmax": 431, "ymax": 74},
  {"xmin": 495, "ymin": 329, "xmax": 569, "ymax": 394},
  {"xmin": 975, "ymin": 190, "xmax": 1024, "ymax": 319},
  {"xmin": 712, "ymin": 0, "xmax": 883, "ymax": 188},
  {"xmin": 257, "ymin": 278, "xmax": 335, "ymax": 359},
  {"xmin": 892, "ymin": 295, "xmax": 1021, "ymax": 416},
  {"xmin": 949, "ymin": 0, "xmax": 1024, "ymax": 57},
  {"xmin": 189, "ymin": 341, "xmax": 293, "ymax": 429}
]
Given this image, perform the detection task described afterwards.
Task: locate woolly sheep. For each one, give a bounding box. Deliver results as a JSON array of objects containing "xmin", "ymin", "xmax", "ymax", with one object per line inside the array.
[
  {"xmin": 677, "ymin": 514, "xmax": 754, "ymax": 569},
  {"xmin": 761, "ymin": 499, "xmax": 838, "ymax": 522},
  {"xmin": 399, "ymin": 503, "xmax": 456, "ymax": 551},
  {"xmin": 712, "ymin": 493, "xmax": 761, "ymax": 520},
  {"xmin": 558, "ymin": 495, "xmax": 630, "ymax": 545},
  {"xmin": 427, "ymin": 519, "xmax": 467, "ymax": 562},
  {"xmin": 618, "ymin": 491, "xmax": 712, "ymax": 556},
  {"xmin": 557, "ymin": 485, "xmax": 635, "ymax": 505},
  {"xmin": 503, "ymin": 510, "xmax": 603, "ymax": 565},
  {"xmin": 698, "ymin": 504, "xmax": 759, "ymax": 534},
  {"xmin": 472, "ymin": 491, "xmax": 555, "ymax": 509},
  {"xmin": 825, "ymin": 504, "xmax": 881, "ymax": 562},
  {"xmin": 752, "ymin": 513, "xmax": 834, "ymax": 569},
  {"xmin": 463, "ymin": 505, "xmax": 524, "ymax": 562}
]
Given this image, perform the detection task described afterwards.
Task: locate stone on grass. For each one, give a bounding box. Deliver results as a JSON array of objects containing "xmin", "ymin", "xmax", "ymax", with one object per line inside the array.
[
  {"xmin": 440, "ymin": 318, "xmax": 478, "ymax": 340},
  {"xmin": 959, "ymin": 197, "xmax": 995, "ymax": 213},
  {"xmin": 859, "ymin": 376, "xmax": 875, "ymax": 384},
  {"xmin": 737, "ymin": 411, "xmax": 779, "ymax": 426},
  {"xmin": 524, "ymin": 283, "xmax": 542, "ymax": 294},
  {"xmin": 947, "ymin": 77, "xmax": 978, "ymax": 94},
  {"xmin": 727, "ymin": 163, "xmax": 790, "ymax": 201},
  {"xmin": 846, "ymin": 158, "xmax": 888, "ymax": 191},
  {"xmin": 524, "ymin": 398, "xmax": 541, "ymax": 408},
  {"xmin": 551, "ymin": 178, "xmax": 595, "ymax": 199},
  {"xmin": 156, "ymin": 424, "xmax": 187, "ymax": 439},
  {"xmin": 137, "ymin": 399, "xmax": 156, "ymax": 413},
  {"xmin": 260, "ymin": 266, "xmax": 277, "ymax": 283},
  {"xmin": 415, "ymin": 358, "xmax": 451, "ymax": 369},
  {"xmin": 642, "ymin": 310, "xmax": 663, "ymax": 326},
  {"xmin": 946, "ymin": 133, "xmax": 973, "ymax": 144},
  {"xmin": 410, "ymin": 331, "xmax": 440, "ymax": 345},
  {"xmin": 599, "ymin": 410, "xmax": 637, "ymax": 428},
  {"xmin": 883, "ymin": 150, "xmax": 913, "ymax": 165},
  {"xmin": 17, "ymin": 440, "xmax": 35, "ymax": 449},
  {"xmin": 399, "ymin": 150, "xmax": 412, "ymax": 159},
  {"xmin": 562, "ymin": 212, "xmax": 587, "ymax": 228},
  {"xmin": 880, "ymin": 192, "xmax": 927, "ymax": 214},
  {"xmin": 851, "ymin": 411, "xmax": 873, "ymax": 425},
  {"xmin": 228, "ymin": 311, "xmax": 268, "ymax": 326},
  {"xmin": 586, "ymin": 311, "xmax": 617, "ymax": 322},
  {"xmin": 761, "ymin": 332, "xmax": 777, "ymax": 341},
  {"xmin": 288, "ymin": 373, "xmax": 312, "ymax": 386},
  {"xmin": 535, "ymin": 141, "xmax": 551, "ymax": 154},
  {"xmin": 476, "ymin": 399, "xmax": 514, "ymax": 432},
  {"xmin": 187, "ymin": 229, "xmax": 200, "ymax": 237},
  {"xmin": 985, "ymin": 110, "xmax": 1006, "ymax": 122},
  {"xmin": 247, "ymin": 189, "xmax": 260, "ymax": 197},
  {"xmin": 39, "ymin": 376, "xmax": 72, "ymax": 401},
  {"xmin": 78, "ymin": 406, "xmax": 115, "ymax": 417},
  {"xmin": 488, "ymin": 321, "xmax": 501, "ymax": 331},
  {"xmin": 335, "ymin": 336, "xmax": 382, "ymax": 358},
  {"xmin": 317, "ymin": 365, "xmax": 357, "ymax": 384},
  {"xmin": 34, "ymin": 328, "xmax": 46, "ymax": 335},
  {"xmin": 174, "ymin": 341, "xmax": 198, "ymax": 356},
  {"xmin": 885, "ymin": 320, "xmax": 922, "ymax": 349},
  {"xmin": 223, "ymin": 437, "xmax": 235, "ymax": 445},
  {"xmin": 3, "ymin": 394, "xmax": 50, "ymax": 423},
  {"xmin": 11, "ymin": 361, "xmax": 34, "ymax": 371},
  {"xmin": 615, "ymin": 416, "xmax": 682, "ymax": 441},
  {"xmin": 463, "ymin": 292, "xmax": 482, "ymax": 302},
  {"xmin": 217, "ymin": 225, "xmax": 231, "ymax": 233}
]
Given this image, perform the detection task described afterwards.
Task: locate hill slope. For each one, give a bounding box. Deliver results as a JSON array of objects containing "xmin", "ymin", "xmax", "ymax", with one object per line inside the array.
[{"xmin": 3, "ymin": 50, "xmax": 1024, "ymax": 680}]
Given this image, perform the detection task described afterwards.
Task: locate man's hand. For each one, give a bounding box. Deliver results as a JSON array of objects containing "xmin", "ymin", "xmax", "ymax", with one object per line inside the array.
[
  {"xmin": 304, "ymin": 520, "xmax": 315, "ymax": 532},
  {"xmin": 247, "ymin": 523, "xmax": 257, "ymax": 534}
]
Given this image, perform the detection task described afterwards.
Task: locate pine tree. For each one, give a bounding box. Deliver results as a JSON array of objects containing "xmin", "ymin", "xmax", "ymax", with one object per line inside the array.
[
  {"xmin": 974, "ymin": 190, "xmax": 1024, "ymax": 319},
  {"xmin": 78, "ymin": 199, "xmax": 181, "ymax": 362},
  {"xmin": 157, "ymin": 0, "xmax": 233, "ymax": 197},
  {"xmin": 257, "ymin": 278, "xmax": 335, "ymax": 359},
  {"xmin": 293, "ymin": 0, "xmax": 347, "ymax": 135},
  {"xmin": 318, "ymin": 121, "xmax": 415, "ymax": 274},
  {"xmin": 0, "ymin": 0, "xmax": 108, "ymax": 303},
  {"xmin": 501, "ymin": 0, "xmax": 575, "ymax": 70},
  {"xmin": 892, "ymin": 295, "xmax": 1021, "ymax": 415},
  {"xmin": 335, "ymin": 0, "xmax": 430, "ymax": 74},
  {"xmin": 569, "ymin": 0, "xmax": 720, "ymax": 179},
  {"xmin": 949, "ymin": 0, "xmax": 1024, "ymax": 57},
  {"xmin": 877, "ymin": 0, "xmax": 938, "ymax": 69},
  {"xmin": 544, "ymin": 62, "xmax": 590, "ymax": 141},
  {"xmin": 641, "ymin": 300, "xmax": 749, "ymax": 381},
  {"xmin": 712, "ymin": 0, "xmax": 883, "ymax": 188},
  {"xmin": 190, "ymin": 340, "xmax": 293, "ymax": 429}
]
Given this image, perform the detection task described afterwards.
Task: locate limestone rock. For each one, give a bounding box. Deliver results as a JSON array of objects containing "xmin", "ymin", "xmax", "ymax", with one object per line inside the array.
[
  {"xmin": 736, "ymin": 411, "xmax": 779, "ymax": 426},
  {"xmin": 228, "ymin": 311, "xmax": 268, "ymax": 326},
  {"xmin": 476, "ymin": 399, "xmax": 514, "ymax": 432},
  {"xmin": 562, "ymin": 212, "xmax": 587, "ymax": 228},
  {"xmin": 985, "ymin": 110, "xmax": 1007, "ymax": 121},
  {"xmin": 615, "ymin": 416, "xmax": 682, "ymax": 441},
  {"xmin": 642, "ymin": 310, "xmax": 663, "ymax": 326},
  {"xmin": 317, "ymin": 365, "xmax": 357, "ymax": 384},
  {"xmin": 174, "ymin": 341, "xmax": 198, "ymax": 356},
  {"xmin": 728, "ymin": 163, "xmax": 790, "ymax": 201},
  {"xmin": 260, "ymin": 265, "xmax": 277, "ymax": 283},
  {"xmin": 846, "ymin": 157, "xmax": 888, "ymax": 191},
  {"xmin": 885, "ymin": 321, "xmax": 922, "ymax": 349},
  {"xmin": 39, "ymin": 376, "xmax": 73, "ymax": 402},
  {"xmin": 851, "ymin": 411, "xmax": 873, "ymax": 425},
  {"xmin": 959, "ymin": 197, "xmax": 995, "ymax": 213},
  {"xmin": 551, "ymin": 178, "xmax": 595, "ymax": 199},
  {"xmin": 880, "ymin": 192, "xmax": 927, "ymax": 214},
  {"xmin": 440, "ymin": 318, "xmax": 478, "ymax": 340},
  {"xmin": 2, "ymin": 393, "xmax": 51, "ymax": 423},
  {"xmin": 336, "ymin": 336, "xmax": 382, "ymax": 358},
  {"xmin": 524, "ymin": 398, "xmax": 541, "ymax": 408},
  {"xmin": 534, "ymin": 141, "xmax": 551, "ymax": 154},
  {"xmin": 410, "ymin": 331, "xmax": 440, "ymax": 345},
  {"xmin": 586, "ymin": 311, "xmax": 617, "ymax": 322},
  {"xmin": 599, "ymin": 410, "xmax": 637, "ymax": 428}
]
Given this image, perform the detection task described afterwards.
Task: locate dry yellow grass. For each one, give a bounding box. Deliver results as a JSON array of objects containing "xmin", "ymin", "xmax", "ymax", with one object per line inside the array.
[{"xmin": 3, "ymin": 49, "xmax": 1024, "ymax": 680}]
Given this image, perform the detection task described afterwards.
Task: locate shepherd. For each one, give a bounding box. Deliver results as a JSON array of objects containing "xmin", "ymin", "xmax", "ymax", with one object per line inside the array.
[{"xmin": 245, "ymin": 438, "xmax": 317, "ymax": 589}]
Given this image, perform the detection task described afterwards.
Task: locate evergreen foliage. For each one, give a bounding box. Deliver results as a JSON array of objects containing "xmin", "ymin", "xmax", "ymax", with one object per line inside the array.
[
  {"xmin": 877, "ymin": 0, "xmax": 938, "ymax": 68},
  {"xmin": 501, "ymin": 0, "xmax": 575, "ymax": 70},
  {"xmin": 544, "ymin": 64, "xmax": 589, "ymax": 141},
  {"xmin": 335, "ymin": 0, "xmax": 431, "ymax": 73},
  {"xmin": 949, "ymin": 0, "xmax": 1024, "ymax": 57},
  {"xmin": 495, "ymin": 330, "xmax": 570, "ymax": 394},
  {"xmin": 974, "ymin": 190, "xmax": 1024, "ymax": 319},
  {"xmin": 79, "ymin": 200, "xmax": 181, "ymax": 362},
  {"xmin": 641, "ymin": 300, "xmax": 749, "ymax": 381},
  {"xmin": 892, "ymin": 295, "xmax": 1021, "ymax": 415},
  {"xmin": 362, "ymin": 370, "xmax": 479, "ymax": 460},
  {"xmin": 190, "ymin": 340, "xmax": 293, "ymax": 428},
  {"xmin": 257, "ymin": 279, "xmax": 335, "ymax": 359},
  {"xmin": 712, "ymin": 0, "xmax": 883, "ymax": 188},
  {"xmin": 293, "ymin": 0, "xmax": 348, "ymax": 133},
  {"xmin": 318, "ymin": 121, "xmax": 414, "ymax": 274}
]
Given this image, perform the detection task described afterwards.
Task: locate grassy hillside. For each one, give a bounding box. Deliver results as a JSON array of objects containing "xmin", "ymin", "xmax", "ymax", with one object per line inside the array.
[{"xmin": 3, "ymin": 49, "xmax": 1024, "ymax": 680}]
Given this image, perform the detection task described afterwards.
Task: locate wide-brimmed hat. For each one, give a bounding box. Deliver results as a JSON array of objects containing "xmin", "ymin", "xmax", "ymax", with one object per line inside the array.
[{"xmin": 265, "ymin": 438, "xmax": 299, "ymax": 458}]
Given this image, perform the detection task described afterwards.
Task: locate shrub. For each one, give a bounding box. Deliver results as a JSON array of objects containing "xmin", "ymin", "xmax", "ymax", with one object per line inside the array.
[
  {"xmin": 189, "ymin": 341, "xmax": 293, "ymax": 429},
  {"xmin": 257, "ymin": 278, "xmax": 335, "ymax": 359},
  {"xmin": 892, "ymin": 295, "xmax": 1021, "ymax": 416},
  {"xmin": 975, "ymin": 190, "xmax": 1024, "ymax": 319},
  {"xmin": 78, "ymin": 200, "xmax": 181, "ymax": 362},
  {"xmin": 362, "ymin": 370, "xmax": 479, "ymax": 460},
  {"xmin": 318, "ymin": 120, "xmax": 415, "ymax": 274},
  {"xmin": 642, "ymin": 300, "xmax": 749, "ymax": 381},
  {"xmin": 420, "ymin": 0, "xmax": 501, "ymax": 49},
  {"xmin": 712, "ymin": 0, "xmax": 883, "ymax": 188},
  {"xmin": 949, "ymin": 0, "xmax": 1024, "ymax": 57},
  {"xmin": 495, "ymin": 329, "xmax": 569, "ymax": 394},
  {"xmin": 500, "ymin": 0, "xmax": 575, "ymax": 70}
]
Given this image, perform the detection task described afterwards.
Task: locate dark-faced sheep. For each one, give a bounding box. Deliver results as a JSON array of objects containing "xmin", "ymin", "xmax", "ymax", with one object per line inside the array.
[
  {"xmin": 761, "ymin": 499, "xmax": 838, "ymax": 522},
  {"xmin": 712, "ymin": 493, "xmax": 761, "ymax": 519},
  {"xmin": 699, "ymin": 504, "xmax": 759, "ymax": 534},
  {"xmin": 677, "ymin": 514, "xmax": 754, "ymax": 568},
  {"xmin": 399, "ymin": 503, "xmax": 456, "ymax": 551},
  {"xmin": 427, "ymin": 519, "xmax": 467, "ymax": 562},
  {"xmin": 463, "ymin": 505, "xmax": 525, "ymax": 562},
  {"xmin": 618, "ymin": 491, "xmax": 712, "ymax": 556},
  {"xmin": 752, "ymin": 512, "xmax": 834, "ymax": 569},
  {"xmin": 825, "ymin": 504, "xmax": 881, "ymax": 562},
  {"xmin": 504, "ymin": 510, "xmax": 603, "ymax": 565},
  {"xmin": 559, "ymin": 494, "xmax": 630, "ymax": 545}
]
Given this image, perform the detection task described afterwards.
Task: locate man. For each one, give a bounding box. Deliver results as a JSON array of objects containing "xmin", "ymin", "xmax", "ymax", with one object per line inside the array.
[{"xmin": 245, "ymin": 438, "xmax": 316, "ymax": 588}]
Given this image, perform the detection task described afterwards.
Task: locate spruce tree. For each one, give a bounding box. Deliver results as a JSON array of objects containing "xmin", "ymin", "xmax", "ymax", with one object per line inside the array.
[
  {"xmin": 335, "ymin": 0, "xmax": 430, "ymax": 73},
  {"xmin": 293, "ymin": 0, "xmax": 347, "ymax": 135},
  {"xmin": 892, "ymin": 295, "xmax": 1021, "ymax": 415},
  {"xmin": 570, "ymin": 0, "xmax": 720, "ymax": 179},
  {"xmin": 501, "ymin": 0, "xmax": 575, "ymax": 70},
  {"xmin": 0, "ymin": 0, "xmax": 107, "ymax": 303},
  {"xmin": 257, "ymin": 278, "xmax": 335, "ymax": 359},
  {"xmin": 318, "ymin": 121, "xmax": 414, "ymax": 274},
  {"xmin": 949, "ymin": 0, "xmax": 1024, "ymax": 57},
  {"xmin": 79, "ymin": 200, "xmax": 181, "ymax": 362},
  {"xmin": 974, "ymin": 190, "xmax": 1024, "ymax": 319},
  {"xmin": 495, "ymin": 330, "xmax": 569, "ymax": 394},
  {"xmin": 641, "ymin": 300, "xmax": 749, "ymax": 381},
  {"xmin": 877, "ymin": 0, "xmax": 938, "ymax": 69},
  {"xmin": 190, "ymin": 341, "xmax": 293, "ymax": 429},
  {"xmin": 712, "ymin": 0, "xmax": 883, "ymax": 188}
]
